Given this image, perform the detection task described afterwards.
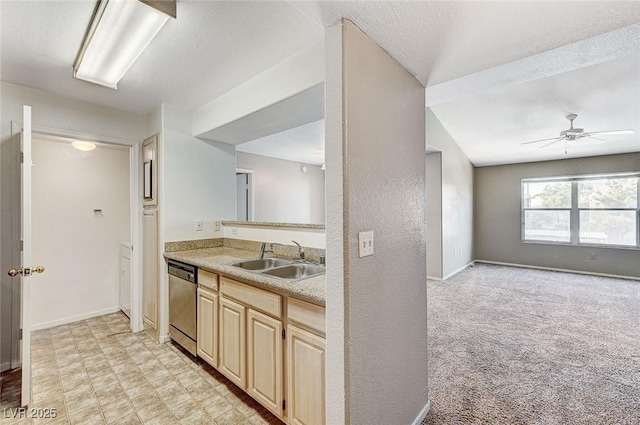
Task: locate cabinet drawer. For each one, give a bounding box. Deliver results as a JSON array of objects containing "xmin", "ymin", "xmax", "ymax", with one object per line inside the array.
[
  {"xmin": 199, "ymin": 269, "xmax": 219, "ymax": 292},
  {"xmin": 220, "ymin": 277, "xmax": 281, "ymax": 318},
  {"xmin": 288, "ymin": 298, "xmax": 325, "ymax": 336}
]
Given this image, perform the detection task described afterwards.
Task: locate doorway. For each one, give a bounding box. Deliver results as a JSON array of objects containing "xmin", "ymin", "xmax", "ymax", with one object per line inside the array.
[
  {"xmin": 0, "ymin": 127, "xmax": 140, "ymax": 407},
  {"xmin": 236, "ymin": 168, "xmax": 254, "ymax": 221}
]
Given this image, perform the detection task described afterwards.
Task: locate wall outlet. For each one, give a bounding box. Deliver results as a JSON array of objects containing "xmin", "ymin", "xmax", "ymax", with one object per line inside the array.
[
  {"xmin": 589, "ymin": 252, "xmax": 597, "ymax": 261},
  {"xmin": 231, "ymin": 227, "xmax": 238, "ymax": 236},
  {"xmin": 213, "ymin": 221, "xmax": 221, "ymax": 231},
  {"xmin": 195, "ymin": 220, "xmax": 203, "ymax": 231},
  {"xmin": 358, "ymin": 231, "xmax": 374, "ymax": 258}
]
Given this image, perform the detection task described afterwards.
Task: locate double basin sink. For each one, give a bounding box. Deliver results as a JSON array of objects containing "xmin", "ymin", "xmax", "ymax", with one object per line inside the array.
[{"xmin": 229, "ymin": 257, "xmax": 325, "ymax": 282}]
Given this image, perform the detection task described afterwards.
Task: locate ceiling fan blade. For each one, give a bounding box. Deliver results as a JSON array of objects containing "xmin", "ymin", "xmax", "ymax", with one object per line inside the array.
[
  {"xmin": 521, "ymin": 136, "xmax": 563, "ymax": 145},
  {"xmin": 584, "ymin": 129, "xmax": 635, "ymax": 137},
  {"xmin": 539, "ymin": 138, "xmax": 564, "ymax": 149},
  {"xmin": 584, "ymin": 135, "xmax": 608, "ymax": 143}
]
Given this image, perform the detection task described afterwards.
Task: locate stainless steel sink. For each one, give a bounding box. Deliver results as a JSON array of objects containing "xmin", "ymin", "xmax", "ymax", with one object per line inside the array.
[
  {"xmin": 261, "ymin": 263, "xmax": 326, "ymax": 281},
  {"xmin": 230, "ymin": 258, "xmax": 294, "ymax": 271}
]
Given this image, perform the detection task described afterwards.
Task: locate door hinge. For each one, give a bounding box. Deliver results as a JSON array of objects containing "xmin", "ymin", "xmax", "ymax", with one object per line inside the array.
[
  {"xmin": 282, "ymin": 329, "xmax": 286, "ymax": 340},
  {"xmin": 282, "ymin": 400, "xmax": 286, "ymax": 411},
  {"xmin": 18, "ymin": 328, "xmax": 23, "ymax": 340},
  {"xmin": 20, "ymin": 151, "xmax": 24, "ymax": 163},
  {"xmin": 19, "ymin": 240, "xmax": 23, "ymax": 251}
]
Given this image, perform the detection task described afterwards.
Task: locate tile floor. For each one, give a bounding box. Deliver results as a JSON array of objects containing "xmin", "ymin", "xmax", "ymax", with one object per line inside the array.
[
  {"xmin": 1, "ymin": 367, "xmax": 22, "ymax": 408},
  {"xmin": 1, "ymin": 312, "xmax": 281, "ymax": 425}
]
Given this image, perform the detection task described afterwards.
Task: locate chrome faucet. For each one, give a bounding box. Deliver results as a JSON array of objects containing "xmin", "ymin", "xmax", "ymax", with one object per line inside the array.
[
  {"xmin": 259, "ymin": 241, "xmax": 305, "ymax": 261},
  {"xmin": 259, "ymin": 242, "xmax": 274, "ymax": 259},
  {"xmin": 291, "ymin": 240, "xmax": 305, "ymax": 261}
]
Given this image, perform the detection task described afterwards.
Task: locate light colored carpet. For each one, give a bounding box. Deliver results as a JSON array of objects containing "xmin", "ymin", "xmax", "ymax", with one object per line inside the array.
[{"xmin": 425, "ymin": 263, "xmax": 640, "ymax": 425}]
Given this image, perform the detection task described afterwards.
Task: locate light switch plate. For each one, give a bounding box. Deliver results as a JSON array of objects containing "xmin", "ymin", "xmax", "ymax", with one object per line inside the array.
[
  {"xmin": 358, "ymin": 231, "xmax": 374, "ymax": 257},
  {"xmin": 213, "ymin": 221, "xmax": 221, "ymax": 231},
  {"xmin": 195, "ymin": 220, "xmax": 203, "ymax": 231}
]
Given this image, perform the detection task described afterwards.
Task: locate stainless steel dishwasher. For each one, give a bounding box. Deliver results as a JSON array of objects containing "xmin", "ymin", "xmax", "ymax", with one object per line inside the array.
[{"xmin": 168, "ymin": 260, "xmax": 197, "ymax": 355}]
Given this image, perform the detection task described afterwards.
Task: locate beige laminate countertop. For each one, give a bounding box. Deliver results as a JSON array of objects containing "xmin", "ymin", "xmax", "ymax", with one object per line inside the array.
[{"xmin": 164, "ymin": 247, "xmax": 326, "ymax": 307}]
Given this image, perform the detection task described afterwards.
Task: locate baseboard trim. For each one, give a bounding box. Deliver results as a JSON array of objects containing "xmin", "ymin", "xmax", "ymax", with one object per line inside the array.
[
  {"xmin": 30, "ymin": 306, "xmax": 121, "ymax": 331},
  {"xmin": 474, "ymin": 260, "xmax": 640, "ymax": 281},
  {"xmin": 443, "ymin": 261, "xmax": 475, "ymax": 280},
  {"xmin": 1, "ymin": 361, "xmax": 11, "ymax": 373},
  {"xmin": 427, "ymin": 275, "xmax": 443, "ymax": 281},
  {"xmin": 159, "ymin": 334, "xmax": 171, "ymax": 344},
  {"xmin": 412, "ymin": 400, "xmax": 431, "ymax": 425}
]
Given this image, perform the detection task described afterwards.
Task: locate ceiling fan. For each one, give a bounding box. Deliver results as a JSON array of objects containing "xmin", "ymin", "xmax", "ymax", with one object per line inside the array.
[{"xmin": 521, "ymin": 113, "xmax": 635, "ymax": 150}]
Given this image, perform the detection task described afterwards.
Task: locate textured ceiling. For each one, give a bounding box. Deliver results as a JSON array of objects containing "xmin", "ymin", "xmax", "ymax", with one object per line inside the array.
[
  {"xmin": 430, "ymin": 54, "xmax": 640, "ymax": 167},
  {"xmin": 291, "ymin": 1, "xmax": 640, "ymax": 86},
  {"xmin": 0, "ymin": 1, "xmax": 324, "ymax": 114},
  {"xmin": 2, "ymin": 1, "xmax": 640, "ymax": 166}
]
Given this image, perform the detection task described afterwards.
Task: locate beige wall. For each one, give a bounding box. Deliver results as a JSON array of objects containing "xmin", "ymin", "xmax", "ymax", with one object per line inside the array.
[
  {"xmin": 326, "ymin": 19, "xmax": 428, "ymax": 424},
  {"xmin": 426, "ymin": 109, "xmax": 474, "ymax": 278},
  {"xmin": 31, "ymin": 136, "xmax": 130, "ymax": 328},
  {"xmin": 475, "ymin": 152, "xmax": 640, "ymax": 278},
  {"xmin": 426, "ymin": 152, "xmax": 443, "ymax": 279},
  {"xmin": 236, "ymin": 151, "xmax": 325, "ymax": 224}
]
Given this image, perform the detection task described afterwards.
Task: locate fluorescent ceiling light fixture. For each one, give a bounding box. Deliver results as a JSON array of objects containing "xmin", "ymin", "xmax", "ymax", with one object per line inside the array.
[
  {"xmin": 73, "ymin": 0, "xmax": 176, "ymax": 89},
  {"xmin": 72, "ymin": 141, "xmax": 97, "ymax": 151}
]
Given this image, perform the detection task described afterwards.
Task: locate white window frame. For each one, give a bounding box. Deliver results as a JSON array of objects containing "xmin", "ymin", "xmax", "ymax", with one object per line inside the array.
[{"xmin": 521, "ymin": 172, "xmax": 640, "ymax": 249}]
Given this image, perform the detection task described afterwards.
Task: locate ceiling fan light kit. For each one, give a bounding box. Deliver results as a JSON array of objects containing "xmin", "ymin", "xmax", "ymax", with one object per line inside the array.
[
  {"xmin": 521, "ymin": 113, "xmax": 635, "ymax": 152},
  {"xmin": 73, "ymin": 0, "xmax": 176, "ymax": 89}
]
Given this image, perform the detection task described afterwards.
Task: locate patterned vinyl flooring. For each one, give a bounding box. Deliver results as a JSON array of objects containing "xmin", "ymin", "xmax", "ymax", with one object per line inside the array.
[{"xmin": 1, "ymin": 312, "xmax": 281, "ymax": 425}]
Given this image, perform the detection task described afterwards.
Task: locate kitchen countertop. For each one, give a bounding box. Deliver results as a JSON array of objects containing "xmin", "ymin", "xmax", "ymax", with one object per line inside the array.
[{"xmin": 164, "ymin": 247, "xmax": 326, "ymax": 306}]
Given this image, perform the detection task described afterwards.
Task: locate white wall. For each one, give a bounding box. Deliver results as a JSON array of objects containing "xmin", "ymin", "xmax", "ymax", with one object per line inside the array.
[
  {"xmin": 162, "ymin": 104, "xmax": 236, "ymax": 242},
  {"xmin": 0, "ymin": 82, "xmax": 145, "ymax": 145},
  {"xmin": 475, "ymin": 152, "xmax": 640, "ymax": 278},
  {"xmin": 426, "ymin": 152, "xmax": 443, "ymax": 279},
  {"xmin": 324, "ymin": 22, "xmax": 346, "ymax": 425},
  {"xmin": 31, "ymin": 136, "xmax": 130, "ymax": 329},
  {"xmin": 326, "ymin": 20, "xmax": 428, "ymax": 424},
  {"xmin": 427, "ymin": 108, "xmax": 474, "ymax": 278},
  {"xmin": 154, "ymin": 104, "xmax": 236, "ymax": 341},
  {"xmin": 236, "ymin": 152, "xmax": 325, "ymax": 224},
  {"xmin": 222, "ymin": 224, "xmax": 325, "ymax": 249}
]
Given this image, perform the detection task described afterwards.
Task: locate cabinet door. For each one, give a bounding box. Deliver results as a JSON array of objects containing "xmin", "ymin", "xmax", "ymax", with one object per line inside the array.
[
  {"xmin": 197, "ymin": 288, "xmax": 218, "ymax": 367},
  {"xmin": 120, "ymin": 254, "xmax": 131, "ymax": 317},
  {"xmin": 142, "ymin": 210, "xmax": 158, "ymax": 329},
  {"xmin": 219, "ymin": 296, "xmax": 246, "ymax": 388},
  {"xmin": 287, "ymin": 325, "xmax": 326, "ymax": 425},
  {"xmin": 247, "ymin": 309, "xmax": 283, "ymax": 418}
]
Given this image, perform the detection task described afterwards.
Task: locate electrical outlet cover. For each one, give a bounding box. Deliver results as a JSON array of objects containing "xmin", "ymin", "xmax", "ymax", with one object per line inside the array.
[{"xmin": 358, "ymin": 231, "xmax": 374, "ymax": 257}]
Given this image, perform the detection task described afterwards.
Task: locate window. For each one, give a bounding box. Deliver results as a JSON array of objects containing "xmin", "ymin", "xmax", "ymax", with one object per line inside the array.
[{"xmin": 522, "ymin": 173, "xmax": 640, "ymax": 248}]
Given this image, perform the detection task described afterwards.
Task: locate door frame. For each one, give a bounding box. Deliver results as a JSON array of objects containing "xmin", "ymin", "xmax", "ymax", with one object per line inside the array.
[
  {"xmin": 30, "ymin": 125, "xmax": 143, "ymax": 332},
  {"xmin": 236, "ymin": 168, "xmax": 255, "ymax": 222},
  {"xmin": 6, "ymin": 121, "xmax": 22, "ymax": 371}
]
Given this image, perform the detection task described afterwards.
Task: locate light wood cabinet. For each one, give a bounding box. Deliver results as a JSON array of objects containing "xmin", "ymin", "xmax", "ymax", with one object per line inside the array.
[
  {"xmin": 247, "ymin": 309, "xmax": 283, "ymax": 417},
  {"xmin": 287, "ymin": 324, "xmax": 326, "ymax": 425},
  {"xmin": 191, "ymin": 273, "xmax": 325, "ymax": 424},
  {"xmin": 142, "ymin": 210, "xmax": 158, "ymax": 331},
  {"xmin": 287, "ymin": 297, "xmax": 326, "ymax": 425},
  {"xmin": 197, "ymin": 287, "xmax": 218, "ymax": 367},
  {"xmin": 219, "ymin": 296, "xmax": 246, "ymax": 389}
]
